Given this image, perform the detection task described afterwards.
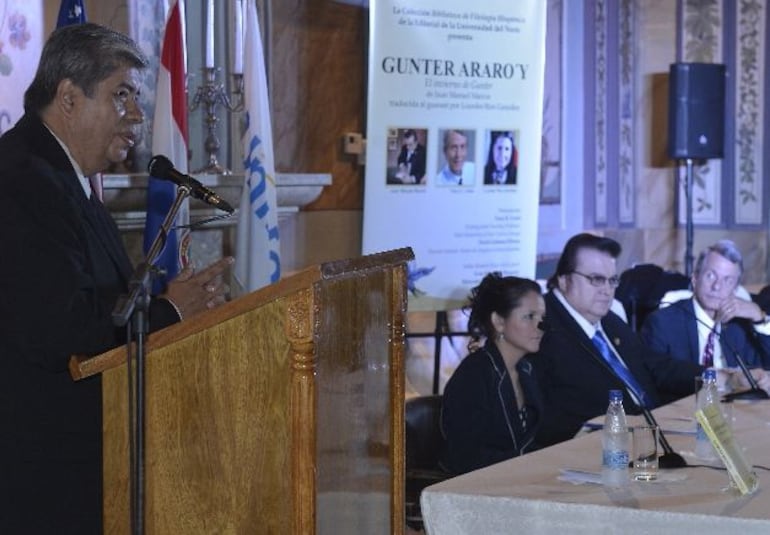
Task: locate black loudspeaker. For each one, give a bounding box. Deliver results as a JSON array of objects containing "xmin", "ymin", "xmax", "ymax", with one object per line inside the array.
[{"xmin": 667, "ymin": 63, "xmax": 726, "ymax": 160}]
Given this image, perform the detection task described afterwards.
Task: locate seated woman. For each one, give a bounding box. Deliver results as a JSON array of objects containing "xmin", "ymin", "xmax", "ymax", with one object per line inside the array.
[{"xmin": 440, "ymin": 273, "xmax": 546, "ymax": 475}]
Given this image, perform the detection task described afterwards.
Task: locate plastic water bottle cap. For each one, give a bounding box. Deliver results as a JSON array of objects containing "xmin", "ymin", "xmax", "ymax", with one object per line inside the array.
[
  {"xmin": 704, "ymin": 368, "xmax": 717, "ymax": 381},
  {"xmin": 609, "ymin": 389, "xmax": 623, "ymax": 402}
]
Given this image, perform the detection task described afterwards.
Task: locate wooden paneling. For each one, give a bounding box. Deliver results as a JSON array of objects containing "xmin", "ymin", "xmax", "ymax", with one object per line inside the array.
[{"xmin": 271, "ymin": 0, "xmax": 366, "ymax": 210}]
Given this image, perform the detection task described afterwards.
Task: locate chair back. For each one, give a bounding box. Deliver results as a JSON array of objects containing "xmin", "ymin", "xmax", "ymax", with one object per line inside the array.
[
  {"xmin": 404, "ymin": 394, "xmax": 448, "ymax": 530},
  {"xmin": 615, "ymin": 264, "xmax": 689, "ymax": 331},
  {"xmin": 405, "ymin": 395, "xmax": 445, "ymax": 471}
]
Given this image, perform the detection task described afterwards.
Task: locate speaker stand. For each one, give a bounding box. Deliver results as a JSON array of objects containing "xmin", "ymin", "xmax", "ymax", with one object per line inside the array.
[{"xmin": 682, "ymin": 158, "xmax": 694, "ymax": 277}]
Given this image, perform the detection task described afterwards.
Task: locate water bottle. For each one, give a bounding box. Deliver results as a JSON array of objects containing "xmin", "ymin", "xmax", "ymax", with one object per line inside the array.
[
  {"xmin": 695, "ymin": 368, "xmax": 718, "ymax": 460},
  {"xmin": 601, "ymin": 389, "xmax": 629, "ymax": 487}
]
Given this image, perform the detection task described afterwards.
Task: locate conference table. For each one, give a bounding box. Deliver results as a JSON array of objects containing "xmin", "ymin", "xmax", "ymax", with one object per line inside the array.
[{"xmin": 421, "ymin": 396, "xmax": 770, "ymax": 534}]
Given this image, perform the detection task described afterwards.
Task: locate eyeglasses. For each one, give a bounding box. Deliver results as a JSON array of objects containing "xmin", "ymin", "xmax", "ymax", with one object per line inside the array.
[{"xmin": 572, "ymin": 271, "xmax": 621, "ymax": 288}]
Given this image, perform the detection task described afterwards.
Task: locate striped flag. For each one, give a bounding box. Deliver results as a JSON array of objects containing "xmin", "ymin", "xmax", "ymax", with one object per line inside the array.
[
  {"xmin": 234, "ymin": 1, "xmax": 280, "ymax": 293},
  {"xmin": 56, "ymin": 0, "xmax": 86, "ymax": 27},
  {"xmin": 143, "ymin": 0, "xmax": 190, "ymax": 293}
]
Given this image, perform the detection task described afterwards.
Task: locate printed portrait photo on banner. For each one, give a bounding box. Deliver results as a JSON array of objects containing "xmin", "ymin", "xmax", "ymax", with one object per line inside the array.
[
  {"xmin": 435, "ymin": 128, "xmax": 476, "ymax": 186},
  {"xmin": 386, "ymin": 127, "xmax": 428, "ymax": 185},
  {"xmin": 483, "ymin": 130, "xmax": 519, "ymax": 185}
]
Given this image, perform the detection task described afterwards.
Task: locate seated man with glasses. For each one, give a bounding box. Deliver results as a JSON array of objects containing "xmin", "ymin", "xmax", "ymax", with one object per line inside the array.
[
  {"xmin": 640, "ymin": 240, "xmax": 770, "ymax": 393},
  {"xmin": 524, "ymin": 233, "xmax": 704, "ymax": 447}
]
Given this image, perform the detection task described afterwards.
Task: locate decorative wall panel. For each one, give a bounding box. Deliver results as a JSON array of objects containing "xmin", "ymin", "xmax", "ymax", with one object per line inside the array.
[
  {"xmin": 734, "ymin": 0, "xmax": 765, "ymax": 225},
  {"xmin": 594, "ymin": 0, "xmax": 608, "ymax": 224},
  {"xmin": 618, "ymin": 0, "xmax": 636, "ymax": 224}
]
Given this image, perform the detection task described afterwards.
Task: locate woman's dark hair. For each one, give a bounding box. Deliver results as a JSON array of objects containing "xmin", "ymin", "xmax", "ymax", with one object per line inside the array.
[
  {"xmin": 465, "ymin": 272, "xmax": 542, "ymax": 341},
  {"xmin": 546, "ymin": 233, "xmax": 622, "ymax": 290}
]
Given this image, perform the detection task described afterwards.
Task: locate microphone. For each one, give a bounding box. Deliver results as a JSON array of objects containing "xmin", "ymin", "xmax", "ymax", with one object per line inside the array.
[
  {"xmin": 640, "ymin": 406, "xmax": 687, "ymax": 468},
  {"xmin": 720, "ymin": 321, "xmax": 769, "ymax": 402},
  {"xmin": 544, "ymin": 318, "xmax": 687, "ymax": 468},
  {"xmin": 147, "ymin": 155, "xmax": 235, "ymax": 214},
  {"xmin": 667, "ymin": 301, "xmax": 769, "ymax": 401}
]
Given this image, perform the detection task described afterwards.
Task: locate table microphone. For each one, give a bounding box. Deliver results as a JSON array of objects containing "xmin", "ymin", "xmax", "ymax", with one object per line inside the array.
[
  {"xmin": 544, "ymin": 318, "xmax": 688, "ymax": 468},
  {"xmin": 639, "ymin": 406, "xmax": 687, "ymax": 468},
  {"xmin": 590, "ymin": 342, "xmax": 687, "ymax": 468},
  {"xmin": 666, "ymin": 300, "xmax": 769, "ymax": 401},
  {"xmin": 719, "ymin": 324, "xmax": 769, "ymax": 401}
]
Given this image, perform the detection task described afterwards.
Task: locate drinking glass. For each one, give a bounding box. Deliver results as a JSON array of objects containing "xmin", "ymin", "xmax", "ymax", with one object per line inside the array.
[{"xmin": 632, "ymin": 425, "xmax": 659, "ymax": 481}]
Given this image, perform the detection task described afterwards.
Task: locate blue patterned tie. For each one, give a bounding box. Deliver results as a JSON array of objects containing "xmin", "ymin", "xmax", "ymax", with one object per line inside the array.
[{"xmin": 592, "ymin": 330, "xmax": 650, "ymax": 408}]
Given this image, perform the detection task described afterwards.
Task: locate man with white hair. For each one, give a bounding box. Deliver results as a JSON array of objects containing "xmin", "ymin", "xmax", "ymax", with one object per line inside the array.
[{"xmin": 641, "ymin": 240, "xmax": 770, "ymax": 392}]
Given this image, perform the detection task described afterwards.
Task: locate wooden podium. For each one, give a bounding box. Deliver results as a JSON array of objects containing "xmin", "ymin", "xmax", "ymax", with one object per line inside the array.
[{"xmin": 70, "ymin": 248, "xmax": 413, "ymax": 534}]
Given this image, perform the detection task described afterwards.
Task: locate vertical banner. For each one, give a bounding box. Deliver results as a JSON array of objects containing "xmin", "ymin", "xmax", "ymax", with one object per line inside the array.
[{"xmin": 362, "ymin": 0, "xmax": 548, "ymax": 311}]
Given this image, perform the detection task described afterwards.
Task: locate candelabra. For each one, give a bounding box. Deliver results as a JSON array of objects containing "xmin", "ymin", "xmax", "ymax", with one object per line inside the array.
[{"xmin": 190, "ymin": 67, "xmax": 244, "ymax": 175}]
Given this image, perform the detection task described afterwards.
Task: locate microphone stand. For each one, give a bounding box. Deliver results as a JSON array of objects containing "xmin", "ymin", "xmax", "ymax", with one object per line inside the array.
[
  {"xmin": 673, "ymin": 301, "xmax": 770, "ymax": 402},
  {"xmin": 573, "ymin": 331, "xmax": 688, "ymax": 468},
  {"xmin": 682, "ymin": 157, "xmax": 695, "ymax": 277},
  {"xmin": 723, "ymin": 321, "xmax": 770, "ymax": 400},
  {"xmin": 640, "ymin": 406, "xmax": 687, "ymax": 468},
  {"xmin": 111, "ymin": 184, "xmax": 192, "ymax": 535},
  {"xmin": 721, "ymin": 339, "xmax": 770, "ymax": 401}
]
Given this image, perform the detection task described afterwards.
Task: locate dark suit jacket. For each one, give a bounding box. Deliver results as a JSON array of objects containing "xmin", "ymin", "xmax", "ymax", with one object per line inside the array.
[
  {"xmin": 640, "ymin": 298, "xmax": 770, "ymax": 369},
  {"xmin": 396, "ymin": 143, "xmax": 427, "ymax": 181},
  {"xmin": 0, "ymin": 113, "xmax": 180, "ymax": 534},
  {"xmin": 483, "ymin": 164, "xmax": 517, "ymax": 185},
  {"xmin": 525, "ymin": 291, "xmax": 703, "ymax": 448},
  {"xmin": 440, "ymin": 341, "xmax": 545, "ymax": 475}
]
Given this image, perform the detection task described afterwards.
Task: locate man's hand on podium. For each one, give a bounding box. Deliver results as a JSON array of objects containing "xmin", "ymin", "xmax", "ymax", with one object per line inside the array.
[{"xmin": 162, "ymin": 256, "xmax": 234, "ymax": 320}]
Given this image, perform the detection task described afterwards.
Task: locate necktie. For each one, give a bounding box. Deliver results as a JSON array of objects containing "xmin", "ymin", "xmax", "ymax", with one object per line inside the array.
[
  {"xmin": 702, "ymin": 329, "xmax": 716, "ymax": 368},
  {"xmin": 592, "ymin": 330, "xmax": 650, "ymax": 408}
]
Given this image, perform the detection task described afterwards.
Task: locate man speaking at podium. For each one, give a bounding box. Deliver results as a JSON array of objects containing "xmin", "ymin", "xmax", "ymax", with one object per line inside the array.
[{"xmin": 0, "ymin": 24, "xmax": 232, "ymax": 533}]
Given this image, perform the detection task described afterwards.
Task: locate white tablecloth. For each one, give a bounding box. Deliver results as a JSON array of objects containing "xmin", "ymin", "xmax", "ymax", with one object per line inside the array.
[{"xmin": 422, "ymin": 397, "xmax": 770, "ymax": 534}]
